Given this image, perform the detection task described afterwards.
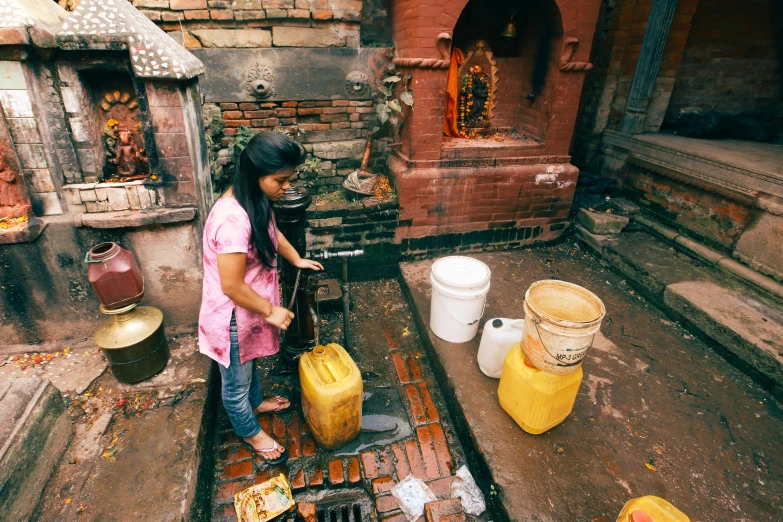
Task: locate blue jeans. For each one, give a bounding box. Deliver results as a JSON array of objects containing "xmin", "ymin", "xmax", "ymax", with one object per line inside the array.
[{"xmin": 219, "ymin": 312, "xmax": 264, "ymax": 438}]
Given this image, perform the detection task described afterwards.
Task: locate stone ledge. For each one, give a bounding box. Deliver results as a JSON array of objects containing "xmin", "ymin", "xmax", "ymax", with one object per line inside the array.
[{"xmin": 73, "ymin": 206, "xmax": 197, "ymax": 229}]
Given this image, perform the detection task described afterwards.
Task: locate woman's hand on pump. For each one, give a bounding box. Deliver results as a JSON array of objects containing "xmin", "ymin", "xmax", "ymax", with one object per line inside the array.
[
  {"xmin": 264, "ymin": 305, "xmax": 295, "ymax": 330},
  {"xmin": 294, "ymin": 258, "xmax": 324, "ymax": 271}
]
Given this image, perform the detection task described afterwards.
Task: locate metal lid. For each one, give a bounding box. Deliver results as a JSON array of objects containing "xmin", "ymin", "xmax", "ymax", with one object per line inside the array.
[{"xmin": 273, "ymin": 185, "xmax": 312, "ymax": 213}]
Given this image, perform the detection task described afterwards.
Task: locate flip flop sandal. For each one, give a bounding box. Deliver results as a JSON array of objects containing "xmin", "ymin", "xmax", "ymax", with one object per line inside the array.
[
  {"xmin": 255, "ymin": 396, "xmax": 292, "ymax": 416},
  {"xmin": 242, "ymin": 439, "xmax": 289, "ymax": 466}
]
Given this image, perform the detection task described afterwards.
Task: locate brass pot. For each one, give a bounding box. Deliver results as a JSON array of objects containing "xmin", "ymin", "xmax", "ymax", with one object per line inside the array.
[{"xmin": 95, "ymin": 304, "xmax": 169, "ymax": 384}]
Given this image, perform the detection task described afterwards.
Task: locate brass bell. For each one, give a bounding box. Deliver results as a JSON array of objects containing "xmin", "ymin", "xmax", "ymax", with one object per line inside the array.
[{"xmin": 501, "ymin": 10, "xmax": 517, "ymax": 39}]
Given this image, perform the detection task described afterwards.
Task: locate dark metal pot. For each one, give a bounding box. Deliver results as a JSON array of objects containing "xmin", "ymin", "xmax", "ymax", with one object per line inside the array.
[{"xmin": 94, "ymin": 304, "xmax": 169, "ymax": 384}]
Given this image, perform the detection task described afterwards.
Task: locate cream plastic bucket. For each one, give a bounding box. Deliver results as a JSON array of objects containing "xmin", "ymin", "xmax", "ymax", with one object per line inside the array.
[
  {"xmin": 521, "ymin": 280, "xmax": 605, "ymax": 375},
  {"xmin": 429, "ymin": 257, "xmax": 491, "ymax": 343}
]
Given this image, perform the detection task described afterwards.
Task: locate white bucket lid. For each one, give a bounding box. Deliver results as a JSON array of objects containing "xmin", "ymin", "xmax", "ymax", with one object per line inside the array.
[{"xmin": 431, "ymin": 256, "xmax": 491, "ymax": 290}]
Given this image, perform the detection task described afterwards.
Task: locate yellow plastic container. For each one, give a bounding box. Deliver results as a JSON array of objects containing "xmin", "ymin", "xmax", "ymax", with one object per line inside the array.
[
  {"xmin": 299, "ymin": 343, "xmax": 363, "ymax": 449},
  {"xmin": 616, "ymin": 496, "xmax": 690, "ymax": 522},
  {"xmin": 497, "ymin": 343, "xmax": 583, "ymax": 434}
]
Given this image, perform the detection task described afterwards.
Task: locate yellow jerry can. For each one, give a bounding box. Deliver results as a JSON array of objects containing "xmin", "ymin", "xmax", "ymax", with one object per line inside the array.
[
  {"xmin": 498, "ymin": 343, "xmax": 583, "ymax": 434},
  {"xmin": 616, "ymin": 496, "xmax": 690, "ymax": 522},
  {"xmin": 299, "ymin": 344, "xmax": 363, "ymax": 449}
]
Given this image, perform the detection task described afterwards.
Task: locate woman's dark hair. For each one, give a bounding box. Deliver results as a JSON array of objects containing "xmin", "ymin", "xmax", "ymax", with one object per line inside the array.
[{"xmin": 233, "ymin": 131, "xmax": 303, "ymax": 268}]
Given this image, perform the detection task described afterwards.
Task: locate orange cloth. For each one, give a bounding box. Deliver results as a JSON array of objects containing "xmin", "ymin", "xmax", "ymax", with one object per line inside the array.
[{"xmin": 443, "ymin": 48, "xmax": 465, "ymax": 137}]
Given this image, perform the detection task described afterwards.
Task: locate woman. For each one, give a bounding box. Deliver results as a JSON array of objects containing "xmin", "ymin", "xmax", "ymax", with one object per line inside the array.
[{"xmin": 198, "ymin": 132, "xmax": 323, "ymax": 465}]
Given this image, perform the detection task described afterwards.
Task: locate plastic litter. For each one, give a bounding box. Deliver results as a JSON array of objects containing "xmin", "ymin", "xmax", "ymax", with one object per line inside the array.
[
  {"xmin": 391, "ymin": 475, "xmax": 437, "ymax": 522},
  {"xmin": 234, "ymin": 474, "xmax": 295, "ymax": 522},
  {"xmin": 450, "ymin": 465, "xmax": 486, "ymax": 516}
]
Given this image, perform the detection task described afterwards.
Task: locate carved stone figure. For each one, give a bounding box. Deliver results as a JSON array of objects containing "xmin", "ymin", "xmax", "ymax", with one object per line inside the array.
[
  {"xmin": 466, "ymin": 70, "xmax": 489, "ymax": 123},
  {"xmin": 115, "ymin": 130, "xmax": 141, "ymax": 178},
  {"xmin": 0, "ymin": 155, "xmax": 32, "ymax": 219}
]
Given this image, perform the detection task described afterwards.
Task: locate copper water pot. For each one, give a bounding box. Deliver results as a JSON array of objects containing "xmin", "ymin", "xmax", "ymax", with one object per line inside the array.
[
  {"xmin": 94, "ymin": 304, "xmax": 169, "ymax": 383},
  {"xmin": 86, "ymin": 242, "xmax": 144, "ymax": 310}
]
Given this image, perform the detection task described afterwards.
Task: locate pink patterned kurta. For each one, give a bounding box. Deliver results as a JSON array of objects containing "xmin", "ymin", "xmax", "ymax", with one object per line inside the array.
[{"xmin": 198, "ymin": 197, "xmax": 280, "ymax": 367}]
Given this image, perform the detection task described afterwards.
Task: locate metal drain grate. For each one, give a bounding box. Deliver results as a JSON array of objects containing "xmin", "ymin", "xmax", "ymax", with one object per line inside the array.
[{"xmin": 282, "ymin": 489, "xmax": 375, "ymax": 522}]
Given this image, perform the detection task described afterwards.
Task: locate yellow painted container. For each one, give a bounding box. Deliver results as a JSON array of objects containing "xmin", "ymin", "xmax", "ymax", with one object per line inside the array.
[
  {"xmin": 299, "ymin": 344, "xmax": 363, "ymax": 449},
  {"xmin": 616, "ymin": 496, "xmax": 690, "ymax": 522},
  {"xmin": 497, "ymin": 343, "xmax": 583, "ymax": 434}
]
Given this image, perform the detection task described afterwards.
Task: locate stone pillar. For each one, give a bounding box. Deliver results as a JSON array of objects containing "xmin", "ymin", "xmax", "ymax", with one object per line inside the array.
[{"xmin": 620, "ymin": 0, "xmax": 679, "ymax": 135}]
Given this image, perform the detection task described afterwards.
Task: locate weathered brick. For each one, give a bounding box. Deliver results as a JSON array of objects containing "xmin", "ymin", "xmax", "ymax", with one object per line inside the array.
[
  {"xmin": 372, "ymin": 476, "xmax": 396, "ymax": 494},
  {"xmin": 361, "ymin": 451, "xmax": 379, "ymax": 478},
  {"xmin": 392, "ymin": 353, "xmax": 411, "ymax": 383},
  {"xmin": 308, "ymin": 467, "xmax": 324, "ymax": 487},
  {"xmin": 272, "ymin": 414, "xmax": 286, "ymax": 440},
  {"xmin": 170, "ymin": 0, "xmax": 205, "ymax": 8},
  {"xmin": 287, "ymin": 416, "xmax": 301, "ymax": 458},
  {"xmin": 251, "ymin": 118, "xmax": 279, "ymax": 127},
  {"xmin": 404, "ymin": 440, "xmax": 427, "ymax": 480},
  {"xmin": 222, "ymin": 110, "xmax": 243, "ymax": 119},
  {"xmin": 429, "ymin": 423, "xmax": 453, "ymax": 476},
  {"xmin": 405, "ymin": 384, "xmax": 427, "ymax": 425},
  {"xmin": 376, "ymin": 495, "xmax": 399, "ymax": 514},
  {"xmin": 424, "ymin": 498, "xmax": 466, "ymax": 522},
  {"xmin": 222, "ymin": 460, "xmax": 253, "ymax": 480},
  {"xmin": 391, "ymin": 444, "xmax": 410, "ymax": 480},
  {"xmin": 408, "ymin": 358, "xmax": 423, "ymax": 381},
  {"xmin": 384, "ymin": 324, "xmax": 400, "ymax": 350},
  {"xmin": 289, "ymin": 469, "xmax": 306, "ymax": 492},
  {"xmin": 328, "ymin": 459, "xmax": 345, "ymax": 486},
  {"xmin": 183, "ymin": 8, "xmax": 210, "ymax": 19},
  {"xmin": 220, "ymin": 444, "xmax": 252, "ymax": 463},
  {"xmin": 275, "ymin": 108, "xmax": 297, "ymax": 118},
  {"xmin": 418, "ymin": 382, "xmax": 440, "ymax": 422},
  {"xmin": 302, "ymin": 433, "xmax": 316, "ymax": 456},
  {"xmin": 378, "ymin": 448, "xmax": 395, "ymax": 476},
  {"xmin": 210, "ymin": 8, "xmax": 233, "ymax": 19},
  {"xmin": 347, "ymin": 457, "xmax": 361, "ymax": 484},
  {"xmin": 312, "ymin": 9, "xmax": 333, "ymax": 19},
  {"xmin": 416, "ymin": 426, "xmax": 441, "ymax": 479}
]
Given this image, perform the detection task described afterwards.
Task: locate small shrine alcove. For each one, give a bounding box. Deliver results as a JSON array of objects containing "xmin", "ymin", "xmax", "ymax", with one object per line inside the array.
[
  {"xmin": 445, "ymin": 0, "xmax": 564, "ymax": 146},
  {"xmin": 388, "ymin": 0, "xmax": 600, "ymax": 246}
]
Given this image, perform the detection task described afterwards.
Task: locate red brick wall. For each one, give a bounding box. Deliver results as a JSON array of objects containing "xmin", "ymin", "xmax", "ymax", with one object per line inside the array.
[
  {"xmin": 623, "ymin": 167, "xmax": 754, "ymax": 250},
  {"xmin": 219, "ymin": 99, "xmax": 374, "ymax": 141},
  {"xmin": 391, "ymin": 159, "xmax": 577, "ymax": 241},
  {"xmin": 665, "ymin": 0, "xmax": 782, "ymax": 119}
]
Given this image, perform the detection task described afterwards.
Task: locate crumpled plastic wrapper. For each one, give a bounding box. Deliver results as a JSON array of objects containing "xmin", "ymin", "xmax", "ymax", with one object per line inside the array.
[
  {"xmin": 450, "ymin": 465, "xmax": 486, "ymax": 516},
  {"xmin": 234, "ymin": 474, "xmax": 295, "ymax": 522},
  {"xmin": 391, "ymin": 475, "xmax": 437, "ymax": 522}
]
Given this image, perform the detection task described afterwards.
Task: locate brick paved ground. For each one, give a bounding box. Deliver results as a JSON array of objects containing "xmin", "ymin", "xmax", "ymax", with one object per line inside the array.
[{"xmin": 209, "ymin": 279, "xmax": 485, "ymax": 521}]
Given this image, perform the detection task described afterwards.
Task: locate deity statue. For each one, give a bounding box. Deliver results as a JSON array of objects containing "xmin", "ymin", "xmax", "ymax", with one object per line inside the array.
[
  {"xmin": 102, "ymin": 120, "xmax": 119, "ymax": 180},
  {"xmin": 466, "ymin": 68, "xmax": 490, "ymax": 124},
  {"xmin": 458, "ymin": 65, "xmax": 492, "ymax": 136},
  {"xmin": 115, "ymin": 130, "xmax": 141, "ymax": 178},
  {"xmin": 0, "ymin": 154, "xmax": 32, "ymax": 219}
]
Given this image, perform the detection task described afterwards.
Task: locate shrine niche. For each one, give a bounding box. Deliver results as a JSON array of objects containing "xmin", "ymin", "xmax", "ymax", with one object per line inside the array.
[
  {"xmin": 99, "ymin": 90, "xmax": 150, "ymax": 181},
  {"xmin": 457, "ymin": 41, "xmax": 498, "ymax": 137},
  {"xmin": 0, "ymin": 147, "xmax": 46, "ymax": 244}
]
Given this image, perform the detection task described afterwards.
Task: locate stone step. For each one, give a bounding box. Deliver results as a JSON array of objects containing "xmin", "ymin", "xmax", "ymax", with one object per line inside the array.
[
  {"xmin": 579, "ymin": 228, "xmax": 783, "ymax": 395},
  {"xmin": 0, "ymin": 377, "xmax": 72, "ymax": 521}
]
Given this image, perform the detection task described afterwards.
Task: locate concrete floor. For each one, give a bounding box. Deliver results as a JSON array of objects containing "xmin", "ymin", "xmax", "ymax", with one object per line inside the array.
[{"xmin": 401, "ymin": 245, "xmax": 783, "ymax": 522}]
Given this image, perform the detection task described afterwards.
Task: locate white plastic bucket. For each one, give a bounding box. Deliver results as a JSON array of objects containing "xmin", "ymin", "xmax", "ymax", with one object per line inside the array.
[
  {"xmin": 429, "ymin": 257, "xmax": 491, "ymax": 343},
  {"xmin": 521, "ymin": 280, "xmax": 605, "ymax": 375}
]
